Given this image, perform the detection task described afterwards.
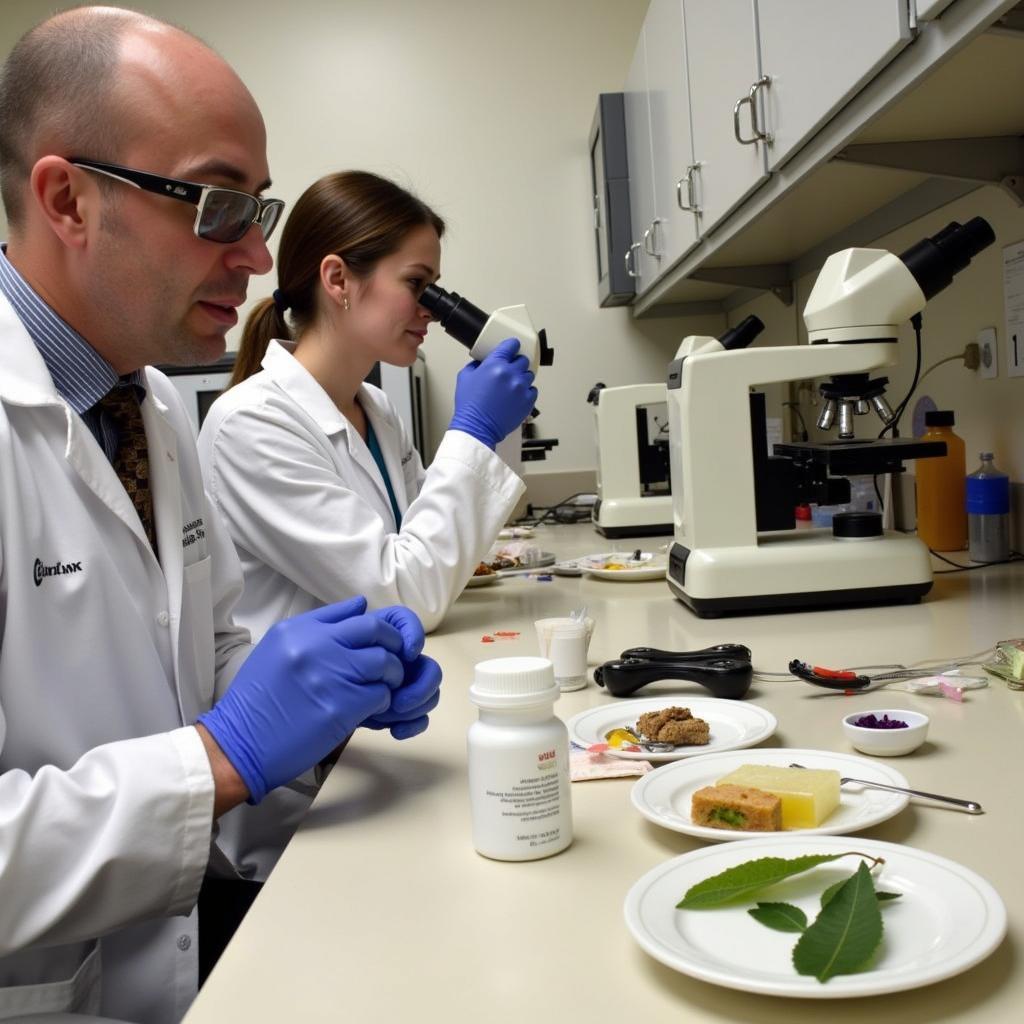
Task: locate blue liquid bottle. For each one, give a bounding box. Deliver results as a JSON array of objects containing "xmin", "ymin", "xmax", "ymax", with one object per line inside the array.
[{"xmin": 966, "ymin": 453, "xmax": 1010, "ymax": 563}]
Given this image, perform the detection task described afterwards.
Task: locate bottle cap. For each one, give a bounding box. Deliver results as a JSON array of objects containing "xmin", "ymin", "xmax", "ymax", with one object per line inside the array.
[
  {"xmin": 924, "ymin": 410, "xmax": 954, "ymax": 426},
  {"xmin": 470, "ymin": 656, "xmax": 559, "ymax": 709}
]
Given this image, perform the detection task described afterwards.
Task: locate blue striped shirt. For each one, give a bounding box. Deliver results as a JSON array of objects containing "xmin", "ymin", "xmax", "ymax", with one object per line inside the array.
[{"xmin": 0, "ymin": 245, "xmax": 145, "ymax": 461}]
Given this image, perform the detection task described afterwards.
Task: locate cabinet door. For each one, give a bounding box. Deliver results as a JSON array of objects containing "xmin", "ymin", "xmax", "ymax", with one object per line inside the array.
[
  {"xmin": 646, "ymin": 0, "xmax": 699, "ymax": 269},
  {"xmin": 682, "ymin": 0, "xmax": 768, "ymax": 236},
  {"xmin": 756, "ymin": 0, "xmax": 912, "ymax": 171},
  {"xmin": 623, "ymin": 34, "xmax": 659, "ymax": 294}
]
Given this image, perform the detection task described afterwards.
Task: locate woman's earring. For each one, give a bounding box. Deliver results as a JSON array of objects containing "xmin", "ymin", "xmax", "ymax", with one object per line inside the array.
[{"xmin": 343, "ymin": 297, "xmax": 350, "ymax": 311}]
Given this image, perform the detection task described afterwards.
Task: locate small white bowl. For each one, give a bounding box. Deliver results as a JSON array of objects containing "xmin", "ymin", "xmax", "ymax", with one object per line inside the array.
[{"xmin": 842, "ymin": 709, "xmax": 929, "ymax": 756}]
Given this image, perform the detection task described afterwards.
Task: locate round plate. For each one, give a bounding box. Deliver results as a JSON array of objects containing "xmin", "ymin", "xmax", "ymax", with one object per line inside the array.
[
  {"xmin": 566, "ymin": 696, "xmax": 776, "ymax": 762},
  {"xmin": 463, "ymin": 572, "xmax": 501, "ymax": 589},
  {"xmin": 630, "ymin": 748, "xmax": 910, "ymax": 841},
  {"xmin": 579, "ymin": 551, "xmax": 667, "ymax": 581},
  {"xmin": 624, "ymin": 835, "xmax": 1007, "ymax": 998}
]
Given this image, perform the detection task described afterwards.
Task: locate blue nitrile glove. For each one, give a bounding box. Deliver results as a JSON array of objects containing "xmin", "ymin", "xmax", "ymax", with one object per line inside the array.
[
  {"xmin": 198, "ymin": 596, "xmax": 409, "ymax": 803},
  {"xmin": 448, "ymin": 337, "xmax": 538, "ymax": 449},
  {"xmin": 363, "ymin": 654, "xmax": 442, "ymax": 739},
  {"xmin": 361, "ymin": 606, "xmax": 441, "ymax": 739}
]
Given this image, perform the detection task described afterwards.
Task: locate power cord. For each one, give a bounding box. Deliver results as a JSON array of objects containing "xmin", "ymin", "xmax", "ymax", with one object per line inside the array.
[
  {"xmin": 931, "ymin": 549, "xmax": 1023, "ymax": 574},
  {"xmin": 514, "ymin": 492, "xmax": 595, "ymax": 527},
  {"xmin": 878, "ymin": 312, "xmax": 923, "ymax": 440}
]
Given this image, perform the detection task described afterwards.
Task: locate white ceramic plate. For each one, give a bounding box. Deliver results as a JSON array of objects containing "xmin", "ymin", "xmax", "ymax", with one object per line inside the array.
[
  {"xmin": 624, "ymin": 835, "xmax": 1007, "ymax": 998},
  {"xmin": 579, "ymin": 550, "xmax": 667, "ymax": 581},
  {"xmin": 463, "ymin": 572, "xmax": 501, "ymax": 589},
  {"xmin": 630, "ymin": 748, "xmax": 910, "ymax": 841},
  {"xmin": 566, "ymin": 697, "xmax": 776, "ymax": 762},
  {"xmin": 492, "ymin": 549, "xmax": 557, "ymax": 571}
]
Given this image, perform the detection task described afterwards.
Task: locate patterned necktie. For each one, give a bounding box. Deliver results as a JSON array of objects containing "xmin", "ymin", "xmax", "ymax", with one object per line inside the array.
[{"xmin": 98, "ymin": 386, "xmax": 158, "ymax": 557}]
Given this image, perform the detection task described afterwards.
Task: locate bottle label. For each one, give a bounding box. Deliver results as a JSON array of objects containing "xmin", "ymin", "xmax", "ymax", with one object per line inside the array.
[{"xmin": 469, "ymin": 736, "xmax": 572, "ymax": 858}]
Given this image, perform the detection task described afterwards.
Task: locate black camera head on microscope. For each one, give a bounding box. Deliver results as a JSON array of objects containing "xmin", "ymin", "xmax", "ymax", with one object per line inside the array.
[
  {"xmin": 899, "ymin": 215, "xmax": 996, "ymax": 301},
  {"xmin": 418, "ymin": 283, "xmax": 486, "ymax": 349}
]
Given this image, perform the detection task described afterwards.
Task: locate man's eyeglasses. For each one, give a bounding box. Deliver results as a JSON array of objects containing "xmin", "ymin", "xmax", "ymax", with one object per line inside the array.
[{"xmin": 68, "ymin": 158, "xmax": 286, "ymax": 244}]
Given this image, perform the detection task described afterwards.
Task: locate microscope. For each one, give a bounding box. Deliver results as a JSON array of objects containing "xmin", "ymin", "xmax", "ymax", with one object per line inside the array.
[
  {"xmin": 666, "ymin": 216, "xmax": 995, "ymax": 617},
  {"xmin": 419, "ymin": 283, "xmax": 556, "ymax": 468},
  {"xmin": 587, "ymin": 382, "xmax": 673, "ymax": 537}
]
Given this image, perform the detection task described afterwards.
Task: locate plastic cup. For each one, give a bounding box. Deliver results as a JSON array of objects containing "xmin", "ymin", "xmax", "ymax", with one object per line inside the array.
[{"xmin": 534, "ymin": 617, "xmax": 594, "ymax": 691}]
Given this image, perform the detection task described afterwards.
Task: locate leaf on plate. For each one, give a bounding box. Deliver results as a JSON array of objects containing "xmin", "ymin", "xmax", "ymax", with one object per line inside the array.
[
  {"xmin": 748, "ymin": 902, "xmax": 808, "ymax": 933},
  {"xmin": 793, "ymin": 861, "xmax": 884, "ymax": 982},
  {"xmin": 821, "ymin": 877, "xmax": 902, "ymax": 908},
  {"xmin": 677, "ymin": 854, "xmax": 844, "ymax": 909}
]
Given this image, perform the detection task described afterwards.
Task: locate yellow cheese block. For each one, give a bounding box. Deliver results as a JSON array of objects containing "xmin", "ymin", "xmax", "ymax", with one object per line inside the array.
[{"xmin": 716, "ymin": 765, "xmax": 840, "ymax": 829}]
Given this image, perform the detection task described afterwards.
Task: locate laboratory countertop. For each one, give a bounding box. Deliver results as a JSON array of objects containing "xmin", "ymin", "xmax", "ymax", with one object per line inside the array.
[{"xmin": 185, "ymin": 524, "xmax": 1024, "ymax": 1023}]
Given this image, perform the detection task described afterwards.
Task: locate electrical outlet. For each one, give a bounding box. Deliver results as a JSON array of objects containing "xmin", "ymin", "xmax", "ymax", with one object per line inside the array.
[{"xmin": 977, "ymin": 326, "xmax": 998, "ymax": 379}]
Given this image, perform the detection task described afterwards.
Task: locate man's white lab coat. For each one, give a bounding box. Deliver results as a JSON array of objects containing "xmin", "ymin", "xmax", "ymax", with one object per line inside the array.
[{"xmin": 0, "ymin": 293, "xmax": 251, "ymax": 1023}]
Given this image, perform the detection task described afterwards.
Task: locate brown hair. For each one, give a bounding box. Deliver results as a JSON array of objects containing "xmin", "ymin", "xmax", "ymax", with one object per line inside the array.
[{"xmin": 231, "ymin": 170, "xmax": 445, "ymax": 388}]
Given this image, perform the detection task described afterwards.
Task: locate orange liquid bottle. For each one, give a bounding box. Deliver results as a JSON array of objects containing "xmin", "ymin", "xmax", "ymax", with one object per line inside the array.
[{"xmin": 915, "ymin": 410, "xmax": 966, "ymax": 551}]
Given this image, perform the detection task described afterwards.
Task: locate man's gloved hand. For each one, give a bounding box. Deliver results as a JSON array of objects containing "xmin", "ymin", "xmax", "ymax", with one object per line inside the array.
[
  {"xmin": 363, "ymin": 655, "xmax": 442, "ymax": 739},
  {"xmin": 361, "ymin": 606, "xmax": 442, "ymax": 740},
  {"xmin": 448, "ymin": 337, "xmax": 537, "ymax": 449},
  {"xmin": 198, "ymin": 596, "xmax": 412, "ymax": 803}
]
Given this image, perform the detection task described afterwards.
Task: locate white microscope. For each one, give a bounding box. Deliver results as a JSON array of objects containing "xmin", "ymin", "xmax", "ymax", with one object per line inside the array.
[
  {"xmin": 666, "ymin": 216, "xmax": 995, "ymax": 617},
  {"xmin": 419, "ymin": 283, "xmax": 555, "ymax": 473},
  {"xmin": 587, "ymin": 382, "xmax": 673, "ymax": 538}
]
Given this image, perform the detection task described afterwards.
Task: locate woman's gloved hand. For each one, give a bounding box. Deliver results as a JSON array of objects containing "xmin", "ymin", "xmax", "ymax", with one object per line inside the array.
[
  {"xmin": 197, "ymin": 597, "xmax": 425, "ymax": 803},
  {"xmin": 448, "ymin": 337, "xmax": 537, "ymax": 449}
]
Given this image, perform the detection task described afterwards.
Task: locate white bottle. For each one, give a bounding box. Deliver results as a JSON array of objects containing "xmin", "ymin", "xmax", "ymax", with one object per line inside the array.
[{"xmin": 468, "ymin": 656, "xmax": 573, "ymax": 861}]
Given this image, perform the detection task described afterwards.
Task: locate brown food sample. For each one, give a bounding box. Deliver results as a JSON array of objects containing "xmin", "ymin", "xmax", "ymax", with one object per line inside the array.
[
  {"xmin": 691, "ymin": 784, "xmax": 782, "ymax": 831},
  {"xmin": 656, "ymin": 717, "xmax": 710, "ymax": 745},
  {"xmin": 636, "ymin": 706, "xmax": 708, "ymax": 745},
  {"xmin": 472, "ymin": 562, "xmax": 496, "ymax": 577}
]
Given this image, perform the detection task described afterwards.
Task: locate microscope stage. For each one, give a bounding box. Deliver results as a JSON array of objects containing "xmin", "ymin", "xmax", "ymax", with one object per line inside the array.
[{"xmin": 773, "ymin": 437, "xmax": 946, "ymax": 476}]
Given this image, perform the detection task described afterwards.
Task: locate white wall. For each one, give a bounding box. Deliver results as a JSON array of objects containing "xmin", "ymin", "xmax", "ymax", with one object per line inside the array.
[{"xmin": 1, "ymin": 0, "xmax": 721, "ymax": 479}]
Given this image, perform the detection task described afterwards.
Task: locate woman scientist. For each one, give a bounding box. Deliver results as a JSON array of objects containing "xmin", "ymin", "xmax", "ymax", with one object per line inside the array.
[{"xmin": 197, "ymin": 171, "xmax": 534, "ymax": 637}]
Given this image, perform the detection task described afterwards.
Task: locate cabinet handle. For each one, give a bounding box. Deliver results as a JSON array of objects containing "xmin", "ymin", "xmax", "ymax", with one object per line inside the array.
[
  {"xmin": 749, "ymin": 75, "xmax": 773, "ymax": 144},
  {"xmin": 677, "ymin": 165, "xmax": 701, "ymax": 213},
  {"xmin": 593, "ymin": 195, "xmax": 601, "ymax": 230},
  {"xmin": 624, "ymin": 242, "xmax": 641, "ymax": 279},
  {"xmin": 643, "ymin": 221, "xmax": 663, "ymax": 259},
  {"xmin": 733, "ymin": 75, "xmax": 772, "ymax": 146}
]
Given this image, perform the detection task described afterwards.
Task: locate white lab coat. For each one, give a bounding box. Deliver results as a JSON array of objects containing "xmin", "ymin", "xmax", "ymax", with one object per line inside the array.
[
  {"xmin": 197, "ymin": 340, "xmax": 525, "ymax": 640},
  {"xmin": 0, "ymin": 293, "xmax": 253, "ymax": 1023}
]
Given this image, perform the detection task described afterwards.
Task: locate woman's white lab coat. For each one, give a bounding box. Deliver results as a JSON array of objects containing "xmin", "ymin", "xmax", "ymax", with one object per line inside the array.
[
  {"xmin": 0, "ymin": 295, "xmax": 252, "ymax": 1023},
  {"xmin": 197, "ymin": 340, "xmax": 525, "ymax": 640}
]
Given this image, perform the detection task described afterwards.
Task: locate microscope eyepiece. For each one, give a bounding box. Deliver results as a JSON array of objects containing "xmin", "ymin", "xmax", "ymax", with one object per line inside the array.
[
  {"xmin": 418, "ymin": 283, "xmax": 487, "ymax": 349},
  {"xmin": 718, "ymin": 314, "xmax": 765, "ymax": 351},
  {"xmin": 899, "ymin": 216, "xmax": 996, "ymax": 301}
]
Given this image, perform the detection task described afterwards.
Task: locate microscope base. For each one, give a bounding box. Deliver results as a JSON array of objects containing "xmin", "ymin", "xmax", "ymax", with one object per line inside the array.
[
  {"xmin": 668, "ymin": 530, "xmax": 932, "ymax": 618},
  {"xmin": 592, "ymin": 496, "xmax": 673, "ymax": 538}
]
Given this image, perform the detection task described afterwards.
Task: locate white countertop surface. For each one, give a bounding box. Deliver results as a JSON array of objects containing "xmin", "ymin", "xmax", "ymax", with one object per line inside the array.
[{"xmin": 185, "ymin": 524, "xmax": 1024, "ymax": 1023}]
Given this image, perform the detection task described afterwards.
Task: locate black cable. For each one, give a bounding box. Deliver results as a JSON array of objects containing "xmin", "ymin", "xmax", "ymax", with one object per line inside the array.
[
  {"xmin": 931, "ymin": 549, "xmax": 1022, "ymax": 574},
  {"xmin": 878, "ymin": 312, "xmax": 923, "ymax": 440},
  {"xmin": 513, "ymin": 491, "xmax": 593, "ymax": 527}
]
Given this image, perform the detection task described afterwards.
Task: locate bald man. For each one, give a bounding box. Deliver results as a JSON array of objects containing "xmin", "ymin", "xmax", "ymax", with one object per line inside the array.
[{"xmin": 0, "ymin": 9, "xmax": 440, "ymax": 1022}]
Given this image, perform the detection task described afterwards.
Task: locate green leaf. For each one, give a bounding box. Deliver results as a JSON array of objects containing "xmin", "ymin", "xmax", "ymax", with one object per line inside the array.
[
  {"xmin": 748, "ymin": 902, "xmax": 808, "ymax": 933},
  {"xmin": 677, "ymin": 854, "xmax": 844, "ymax": 909},
  {"xmin": 821, "ymin": 878, "xmax": 902, "ymax": 908},
  {"xmin": 793, "ymin": 862, "xmax": 884, "ymax": 982}
]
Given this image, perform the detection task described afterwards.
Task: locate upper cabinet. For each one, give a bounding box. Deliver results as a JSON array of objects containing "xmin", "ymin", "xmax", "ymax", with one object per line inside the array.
[
  {"xmin": 606, "ymin": 0, "xmax": 1024, "ymax": 313},
  {"xmin": 755, "ymin": 1, "xmax": 912, "ymax": 174}
]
